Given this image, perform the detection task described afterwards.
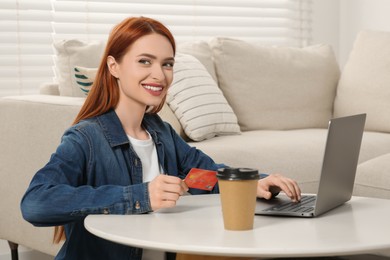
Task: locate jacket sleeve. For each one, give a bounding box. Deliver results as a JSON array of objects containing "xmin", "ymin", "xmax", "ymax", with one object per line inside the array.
[{"xmin": 20, "ymin": 128, "xmax": 151, "ymax": 227}]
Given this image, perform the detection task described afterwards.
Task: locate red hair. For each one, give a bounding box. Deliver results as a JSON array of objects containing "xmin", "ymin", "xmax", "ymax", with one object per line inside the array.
[
  {"xmin": 54, "ymin": 17, "xmax": 176, "ymax": 244},
  {"xmin": 73, "ymin": 16, "xmax": 176, "ymax": 125}
]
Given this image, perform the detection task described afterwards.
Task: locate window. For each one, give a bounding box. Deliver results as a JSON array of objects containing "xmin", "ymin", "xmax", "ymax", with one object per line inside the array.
[{"xmin": 0, "ymin": 0, "xmax": 312, "ymax": 96}]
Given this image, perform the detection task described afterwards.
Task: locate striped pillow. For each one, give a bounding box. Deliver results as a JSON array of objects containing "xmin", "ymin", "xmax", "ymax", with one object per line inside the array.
[{"xmin": 167, "ymin": 53, "xmax": 240, "ymax": 141}]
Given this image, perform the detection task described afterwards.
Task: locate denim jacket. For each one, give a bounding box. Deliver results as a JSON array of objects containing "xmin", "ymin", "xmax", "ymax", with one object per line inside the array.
[{"xmin": 20, "ymin": 109, "xmax": 224, "ymax": 260}]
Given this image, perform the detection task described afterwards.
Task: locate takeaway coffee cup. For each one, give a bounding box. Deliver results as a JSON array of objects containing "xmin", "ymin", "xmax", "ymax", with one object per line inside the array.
[{"xmin": 216, "ymin": 167, "xmax": 260, "ymax": 230}]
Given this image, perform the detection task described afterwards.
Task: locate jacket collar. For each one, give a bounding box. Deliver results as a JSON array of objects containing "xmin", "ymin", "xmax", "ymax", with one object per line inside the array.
[
  {"xmin": 96, "ymin": 109, "xmax": 160, "ymax": 147},
  {"xmin": 96, "ymin": 109, "xmax": 129, "ymax": 147}
]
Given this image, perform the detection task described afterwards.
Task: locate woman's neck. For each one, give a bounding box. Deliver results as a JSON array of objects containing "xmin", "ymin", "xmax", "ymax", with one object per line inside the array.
[{"xmin": 114, "ymin": 101, "xmax": 149, "ymax": 140}]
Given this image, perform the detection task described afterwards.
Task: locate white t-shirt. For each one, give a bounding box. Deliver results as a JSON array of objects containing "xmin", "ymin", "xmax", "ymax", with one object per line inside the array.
[
  {"xmin": 127, "ymin": 132, "xmax": 160, "ymax": 182},
  {"xmin": 127, "ymin": 132, "xmax": 165, "ymax": 260}
]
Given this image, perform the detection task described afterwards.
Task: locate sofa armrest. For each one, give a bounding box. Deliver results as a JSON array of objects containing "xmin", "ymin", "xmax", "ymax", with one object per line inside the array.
[
  {"xmin": 39, "ymin": 82, "xmax": 60, "ymax": 96},
  {"xmin": 0, "ymin": 95, "xmax": 186, "ymax": 254},
  {"xmin": 35, "ymin": 83, "xmax": 187, "ymax": 140},
  {"xmin": 0, "ymin": 95, "xmax": 82, "ymax": 255}
]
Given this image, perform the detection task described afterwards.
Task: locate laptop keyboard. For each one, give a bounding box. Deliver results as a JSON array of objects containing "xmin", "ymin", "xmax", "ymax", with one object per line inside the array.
[{"xmin": 264, "ymin": 195, "xmax": 316, "ymax": 213}]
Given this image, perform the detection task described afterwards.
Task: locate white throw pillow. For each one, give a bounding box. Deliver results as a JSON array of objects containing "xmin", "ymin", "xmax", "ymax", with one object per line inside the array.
[
  {"xmin": 53, "ymin": 39, "xmax": 105, "ymax": 97},
  {"xmin": 210, "ymin": 37, "xmax": 340, "ymax": 131},
  {"xmin": 334, "ymin": 30, "xmax": 390, "ymax": 133},
  {"xmin": 167, "ymin": 53, "xmax": 240, "ymax": 141}
]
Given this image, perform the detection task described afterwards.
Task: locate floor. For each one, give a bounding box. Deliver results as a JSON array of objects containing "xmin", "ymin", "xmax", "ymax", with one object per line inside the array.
[{"xmin": 0, "ymin": 240, "xmax": 53, "ymax": 260}]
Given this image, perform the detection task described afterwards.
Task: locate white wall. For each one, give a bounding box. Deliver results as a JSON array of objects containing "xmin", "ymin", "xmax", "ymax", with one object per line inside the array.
[
  {"xmin": 312, "ymin": 0, "xmax": 390, "ymax": 68},
  {"xmin": 339, "ymin": 0, "xmax": 390, "ymax": 67},
  {"xmin": 311, "ymin": 0, "xmax": 340, "ymax": 60}
]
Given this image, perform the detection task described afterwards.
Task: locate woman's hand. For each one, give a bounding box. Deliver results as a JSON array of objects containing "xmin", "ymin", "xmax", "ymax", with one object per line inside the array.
[
  {"xmin": 257, "ymin": 173, "xmax": 301, "ymax": 202},
  {"xmin": 148, "ymin": 174, "xmax": 188, "ymax": 211}
]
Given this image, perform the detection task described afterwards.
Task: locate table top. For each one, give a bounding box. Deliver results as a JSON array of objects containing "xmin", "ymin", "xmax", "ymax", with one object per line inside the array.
[{"xmin": 85, "ymin": 194, "xmax": 390, "ymax": 258}]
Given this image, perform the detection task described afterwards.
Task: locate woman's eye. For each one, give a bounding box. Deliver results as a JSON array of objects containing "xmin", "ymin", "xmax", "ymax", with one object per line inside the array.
[
  {"xmin": 139, "ymin": 59, "xmax": 151, "ymax": 65},
  {"xmin": 163, "ymin": 62, "xmax": 174, "ymax": 69}
]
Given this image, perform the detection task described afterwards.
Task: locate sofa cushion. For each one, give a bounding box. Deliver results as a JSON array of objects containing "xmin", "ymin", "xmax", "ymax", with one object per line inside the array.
[
  {"xmin": 355, "ymin": 153, "xmax": 390, "ymax": 198},
  {"xmin": 167, "ymin": 53, "xmax": 240, "ymax": 141},
  {"xmin": 74, "ymin": 66, "xmax": 98, "ymax": 96},
  {"xmin": 177, "ymin": 41, "xmax": 218, "ymax": 83},
  {"xmin": 334, "ymin": 30, "xmax": 390, "ymax": 133},
  {"xmin": 53, "ymin": 39, "xmax": 105, "ymax": 97},
  {"xmin": 210, "ymin": 37, "xmax": 340, "ymax": 131},
  {"xmin": 189, "ymin": 129, "xmax": 329, "ymax": 193},
  {"xmin": 189, "ymin": 129, "xmax": 390, "ymax": 196}
]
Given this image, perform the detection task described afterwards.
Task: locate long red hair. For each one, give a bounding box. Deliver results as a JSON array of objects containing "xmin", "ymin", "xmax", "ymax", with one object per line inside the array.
[
  {"xmin": 73, "ymin": 16, "xmax": 176, "ymax": 125},
  {"xmin": 53, "ymin": 16, "xmax": 176, "ymax": 244}
]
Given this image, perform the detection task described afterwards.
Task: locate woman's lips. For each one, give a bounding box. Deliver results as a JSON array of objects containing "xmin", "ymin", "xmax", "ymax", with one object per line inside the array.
[{"xmin": 142, "ymin": 84, "xmax": 164, "ymax": 96}]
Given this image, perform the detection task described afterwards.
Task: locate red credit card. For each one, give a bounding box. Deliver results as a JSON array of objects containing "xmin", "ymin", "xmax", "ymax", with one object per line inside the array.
[{"xmin": 184, "ymin": 168, "xmax": 218, "ymax": 191}]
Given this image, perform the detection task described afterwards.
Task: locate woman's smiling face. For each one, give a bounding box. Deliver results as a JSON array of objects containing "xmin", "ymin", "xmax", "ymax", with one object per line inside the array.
[{"xmin": 107, "ymin": 33, "xmax": 175, "ymax": 110}]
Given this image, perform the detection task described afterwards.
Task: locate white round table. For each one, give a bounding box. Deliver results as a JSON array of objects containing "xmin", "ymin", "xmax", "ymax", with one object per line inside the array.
[{"xmin": 85, "ymin": 194, "xmax": 390, "ymax": 258}]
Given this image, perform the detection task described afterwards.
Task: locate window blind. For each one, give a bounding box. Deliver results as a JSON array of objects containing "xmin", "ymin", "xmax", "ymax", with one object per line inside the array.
[
  {"xmin": 0, "ymin": 0, "xmax": 312, "ymax": 97},
  {"xmin": 0, "ymin": 0, "xmax": 53, "ymax": 96}
]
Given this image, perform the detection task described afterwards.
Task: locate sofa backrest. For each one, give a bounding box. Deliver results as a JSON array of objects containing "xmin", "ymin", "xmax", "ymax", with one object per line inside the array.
[
  {"xmin": 51, "ymin": 37, "xmax": 341, "ymax": 134},
  {"xmin": 50, "ymin": 31, "xmax": 390, "ymax": 141},
  {"xmin": 209, "ymin": 37, "xmax": 340, "ymax": 131},
  {"xmin": 334, "ymin": 30, "xmax": 390, "ymax": 133}
]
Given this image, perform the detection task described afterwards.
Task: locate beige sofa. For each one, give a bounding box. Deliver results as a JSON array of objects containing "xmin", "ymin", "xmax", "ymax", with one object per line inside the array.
[{"xmin": 1, "ymin": 30, "xmax": 390, "ymax": 258}]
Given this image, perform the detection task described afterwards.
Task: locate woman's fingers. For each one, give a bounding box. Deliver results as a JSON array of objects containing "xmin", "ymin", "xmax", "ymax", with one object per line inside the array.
[
  {"xmin": 275, "ymin": 175, "xmax": 301, "ymax": 201},
  {"xmin": 148, "ymin": 175, "xmax": 188, "ymax": 211},
  {"xmin": 257, "ymin": 173, "xmax": 301, "ymax": 202}
]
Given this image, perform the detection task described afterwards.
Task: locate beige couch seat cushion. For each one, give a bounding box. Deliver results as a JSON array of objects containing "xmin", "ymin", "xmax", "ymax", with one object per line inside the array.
[
  {"xmin": 334, "ymin": 30, "xmax": 390, "ymax": 133},
  {"xmin": 358, "ymin": 131, "xmax": 390, "ymax": 162},
  {"xmin": 190, "ymin": 129, "xmax": 329, "ymax": 193},
  {"xmin": 189, "ymin": 129, "xmax": 390, "ymax": 195},
  {"xmin": 355, "ymin": 153, "xmax": 390, "ymax": 198},
  {"xmin": 210, "ymin": 37, "xmax": 340, "ymax": 131}
]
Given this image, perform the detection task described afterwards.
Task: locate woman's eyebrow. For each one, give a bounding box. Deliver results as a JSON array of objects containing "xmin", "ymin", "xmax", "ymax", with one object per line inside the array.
[
  {"xmin": 165, "ymin": 57, "xmax": 175, "ymax": 62},
  {"xmin": 137, "ymin": 53, "xmax": 175, "ymax": 62}
]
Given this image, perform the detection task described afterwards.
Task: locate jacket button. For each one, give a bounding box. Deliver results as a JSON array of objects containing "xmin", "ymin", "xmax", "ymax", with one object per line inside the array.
[{"xmin": 135, "ymin": 201, "xmax": 140, "ymax": 210}]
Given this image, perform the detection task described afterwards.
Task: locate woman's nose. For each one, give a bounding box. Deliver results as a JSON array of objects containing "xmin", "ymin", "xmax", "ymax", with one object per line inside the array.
[{"xmin": 151, "ymin": 65, "xmax": 165, "ymax": 80}]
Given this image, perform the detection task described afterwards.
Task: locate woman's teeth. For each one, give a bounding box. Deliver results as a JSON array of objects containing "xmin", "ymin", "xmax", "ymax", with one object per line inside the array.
[{"xmin": 143, "ymin": 85, "xmax": 162, "ymax": 91}]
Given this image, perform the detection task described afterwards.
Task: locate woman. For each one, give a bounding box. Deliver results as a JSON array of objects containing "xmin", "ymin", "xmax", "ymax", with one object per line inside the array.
[{"xmin": 21, "ymin": 16, "xmax": 301, "ymax": 260}]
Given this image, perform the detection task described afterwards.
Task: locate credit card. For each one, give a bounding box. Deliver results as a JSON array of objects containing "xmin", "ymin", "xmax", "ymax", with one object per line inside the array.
[{"xmin": 184, "ymin": 168, "xmax": 218, "ymax": 191}]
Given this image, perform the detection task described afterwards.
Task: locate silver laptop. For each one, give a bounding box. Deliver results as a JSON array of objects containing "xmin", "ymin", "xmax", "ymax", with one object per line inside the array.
[{"xmin": 255, "ymin": 114, "xmax": 366, "ymax": 217}]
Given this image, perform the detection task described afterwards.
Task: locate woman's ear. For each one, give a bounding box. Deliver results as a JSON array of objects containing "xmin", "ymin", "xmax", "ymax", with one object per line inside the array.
[{"xmin": 107, "ymin": 56, "xmax": 119, "ymax": 78}]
